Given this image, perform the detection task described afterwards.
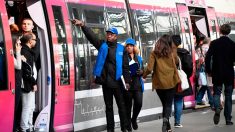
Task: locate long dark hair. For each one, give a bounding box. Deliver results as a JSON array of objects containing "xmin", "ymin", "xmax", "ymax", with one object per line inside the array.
[{"xmin": 154, "ymin": 34, "xmax": 173, "ymax": 57}]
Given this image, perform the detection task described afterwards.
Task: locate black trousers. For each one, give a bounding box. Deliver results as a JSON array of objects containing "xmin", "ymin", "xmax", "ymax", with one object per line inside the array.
[
  {"xmin": 102, "ymin": 85, "xmax": 130, "ymax": 131},
  {"xmin": 13, "ymin": 87, "xmax": 22, "ymax": 131},
  {"xmin": 124, "ymin": 90, "xmax": 143, "ymax": 123},
  {"xmin": 156, "ymin": 88, "xmax": 176, "ymax": 119}
]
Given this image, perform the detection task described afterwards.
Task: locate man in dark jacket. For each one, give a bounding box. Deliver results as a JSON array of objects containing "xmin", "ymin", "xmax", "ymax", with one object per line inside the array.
[
  {"xmin": 205, "ymin": 24, "xmax": 235, "ymax": 125},
  {"xmin": 172, "ymin": 35, "xmax": 193, "ymax": 128},
  {"xmin": 20, "ymin": 32, "xmax": 38, "ymax": 132},
  {"xmin": 71, "ymin": 19, "xmax": 132, "ymax": 132}
]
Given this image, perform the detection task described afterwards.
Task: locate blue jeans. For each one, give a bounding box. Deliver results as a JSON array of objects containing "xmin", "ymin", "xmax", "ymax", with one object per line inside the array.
[
  {"xmin": 174, "ymin": 96, "xmax": 183, "ymax": 124},
  {"xmin": 196, "ymin": 86, "xmax": 213, "ymax": 106},
  {"xmin": 213, "ymin": 85, "xmax": 233, "ymax": 121}
]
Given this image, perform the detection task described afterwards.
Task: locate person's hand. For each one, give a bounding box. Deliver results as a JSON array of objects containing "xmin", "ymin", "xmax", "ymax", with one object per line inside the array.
[
  {"xmin": 125, "ymin": 83, "xmax": 130, "ymax": 90},
  {"xmin": 136, "ymin": 69, "xmax": 143, "ymax": 75},
  {"xmin": 33, "ymin": 85, "xmax": 37, "ymax": 92},
  {"xmin": 70, "ymin": 19, "xmax": 84, "ymax": 27},
  {"xmin": 21, "ymin": 55, "xmax": 26, "ymax": 62},
  {"xmin": 15, "ymin": 39, "xmax": 21, "ymax": 52}
]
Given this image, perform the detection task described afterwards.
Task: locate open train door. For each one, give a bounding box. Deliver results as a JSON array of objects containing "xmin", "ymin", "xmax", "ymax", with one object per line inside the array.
[
  {"xmin": 206, "ymin": 7, "xmax": 220, "ymax": 40},
  {"xmin": 0, "ymin": 1, "xmax": 15, "ymax": 131},
  {"xmin": 44, "ymin": 0, "xmax": 75, "ymax": 131},
  {"xmin": 176, "ymin": 3, "xmax": 196, "ymax": 108}
]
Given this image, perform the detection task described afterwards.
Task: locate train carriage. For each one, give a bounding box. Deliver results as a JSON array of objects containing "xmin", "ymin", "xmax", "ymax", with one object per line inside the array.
[{"xmin": 0, "ymin": 0, "xmax": 235, "ymax": 131}]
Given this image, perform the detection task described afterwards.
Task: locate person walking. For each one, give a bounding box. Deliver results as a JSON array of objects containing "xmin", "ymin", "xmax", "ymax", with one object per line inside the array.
[
  {"xmin": 124, "ymin": 38, "xmax": 144, "ymax": 130},
  {"xmin": 20, "ymin": 32, "xmax": 38, "ymax": 132},
  {"xmin": 171, "ymin": 35, "xmax": 193, "ymax": 128},
  {"xmin": 205, "ymin": 24, "xmax": 235, "ymax": 125},
  {"xmin": 143, "ymin": 34, "xmax": 180, "ymax": 132},
  {"xmin": 71, "ymin": 19, "xmax": 132, "ymax": 132}
]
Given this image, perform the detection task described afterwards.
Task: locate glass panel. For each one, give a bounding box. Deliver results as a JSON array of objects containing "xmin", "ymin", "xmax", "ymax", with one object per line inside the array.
[
  {"xmin": 172, "ymin": 17, "xmax": 181, "ymax": 35},
  {"xmin": 52, "ymin": 6, "xmax": 70, "ymax": 85},
  {"xmin": 68, "ymin": 4, "xmax": 105, "ymax": 91},
  {"xmin": 84, "ymin": 10, "xmax": 104, "ymax": 24},
  {"xmin": 229, "ymin": 19, "xmax": 235, "ymax": 42},
  {"xmin": 107, "ymin": 11, "xmax": 128, "ymax": 43},
  {"xmin": 182, "ymin": 17, "xmax": 192, "ymax": 54},
  {"xmin": 210, "ymin": 19, "xmax": 217, "ymax": 40},
  {"xmin": 0, "ymin": 16, "xmax": 7, "ymax": 90},
  {"xmin": 136, "ymin": 11, "xmax": 155, "ymax": 66},
  {"xmin": 156, "ymin": 15, "xmax": 173, "ymax": 37}
]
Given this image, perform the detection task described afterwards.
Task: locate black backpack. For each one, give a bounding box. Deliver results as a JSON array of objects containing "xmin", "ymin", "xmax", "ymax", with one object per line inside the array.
[{"xmin": 177, "ymin": 48, "xmax": 193, "ymax": 77}]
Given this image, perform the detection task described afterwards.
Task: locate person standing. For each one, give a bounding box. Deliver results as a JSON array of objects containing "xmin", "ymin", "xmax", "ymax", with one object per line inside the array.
[
  {"xmin": 124, "ymin": 38, "xmax": 144, "ymax": 130},
  {"xmin": 143, "ymin": 34, "xmax": 180, "ymax": 132},
  {"xmin": 20, "ymin": 32, "xmax": 38, "ymax": 132},
  {"xmin": 71, "ymin": 19, "xmax": 132, "ymax": 132},
  {"xmin": 171, "ymin": 35, "xmax": 193, "ymax": 128},
  {"xmin": 205, "ymin": 24, "xmax": 235, "ymax": 125},
  {"xmin": 195, "ymin": 36, "xmax": 213, "ymax": 106}
]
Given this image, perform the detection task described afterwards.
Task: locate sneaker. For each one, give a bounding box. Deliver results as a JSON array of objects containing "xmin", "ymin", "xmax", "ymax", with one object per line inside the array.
[
  {"xmin": 213, "ymin": 109, "xmax": 221, "ymax": 125},
  {"xmin": 174, "ymin": 123, "xmax": 183, "ymax": 128}
]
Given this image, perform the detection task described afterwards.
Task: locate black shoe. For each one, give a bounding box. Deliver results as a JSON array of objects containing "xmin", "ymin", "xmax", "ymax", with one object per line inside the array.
[
  {"xmin": 162, "ymin": 118, "xmax": 168, "ymax": 132},
  {"xmin": 131, "ymin": 119, "xmax": 138, "ymax": 130},
  {"xmin": 197, "ymin": 102, "xmax": 206, "ymax": 105},
  {"xmin": 213, "ymin": 109, "xmax": 221, "ymax": 125},
  {"xmin": 226, "ymin": 121, "xmax": 234, "ymax": 125},
  {"xmin": 107, "ymin": 129, "xmax": 114, "ymax": 132}
]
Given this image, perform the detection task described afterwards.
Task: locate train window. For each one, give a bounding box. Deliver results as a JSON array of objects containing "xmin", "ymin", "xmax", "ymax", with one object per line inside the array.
[
  {"xmin": 84, "ymin": 10, "xmax": 104, "ymax": 24},
  {"xmin": 136, "ymin": 11, "xmax": 155, "ymax": 66},
  {"xmin": 156, "ymin": 15, "xmax": 173, "ymax": 37},
  {"xmin": 182, "ymin": 17, "xmax": 192, "ymax": 53},
  {"xmin": 172, "ymin": 17, "xmax": 181, "ymax": 35},
  {"xmin": 107, "ymin": 11, "xmax": 128, "ymax": 43},
  {"xmin": 0, "ymin": 16, "xmax": 7, "ymax": 90},
  {"xmin": 229, "ymin": 20, "xmax": 235, "ymax": 42},
  {"xmin": 52, "ymin": 6, "xmax": 70, "ymax": 85},
  {"xmin": 210, "ymin": 20, "xmax": 217, "ymax": 40}
]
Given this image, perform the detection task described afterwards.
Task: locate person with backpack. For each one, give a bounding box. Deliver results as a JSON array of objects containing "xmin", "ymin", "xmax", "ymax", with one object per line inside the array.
[
  {"xmin": 124, "ymin": 38, "xmax": 144, "ymax": 130},
  {"xmin": 171, "ymin": 35, "xmax": 193, "ymax": 128}
]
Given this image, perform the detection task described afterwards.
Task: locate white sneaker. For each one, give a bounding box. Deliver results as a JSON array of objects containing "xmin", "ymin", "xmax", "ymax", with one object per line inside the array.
[{"xmin": 174, "ymin": 123, "xmax": 183, "ymax": 128}]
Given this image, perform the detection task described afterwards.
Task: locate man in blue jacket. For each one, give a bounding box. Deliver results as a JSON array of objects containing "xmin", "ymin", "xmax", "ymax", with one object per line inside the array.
[{"xmin": 72, "ymin": 19, "xmax": 132, "ymax": 132}]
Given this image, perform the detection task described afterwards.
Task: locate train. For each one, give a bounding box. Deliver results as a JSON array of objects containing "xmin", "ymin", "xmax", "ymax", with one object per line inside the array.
[{"xmin": 0, "ymin": 0, "xmax": 235, "ymax": 131}]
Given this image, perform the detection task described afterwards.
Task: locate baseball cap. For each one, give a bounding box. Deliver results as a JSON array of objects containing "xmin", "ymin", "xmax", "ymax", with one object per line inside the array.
[
  {"xmin": 106, "ymin": 27, "xmax": 118, "ymax": 35},
  {"xmin": 125, "ymin": 38, "xmax": 136, "ymax": 46}
]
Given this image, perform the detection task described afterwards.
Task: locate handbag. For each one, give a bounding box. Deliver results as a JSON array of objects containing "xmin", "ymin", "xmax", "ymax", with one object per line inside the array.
[
  {"xmin": 177, "ymin": 57, "xmax": 190, "ymax": 91},
  {"xmin": 198, "ymin": 65, "xmax": 207, "ymax": 86}
]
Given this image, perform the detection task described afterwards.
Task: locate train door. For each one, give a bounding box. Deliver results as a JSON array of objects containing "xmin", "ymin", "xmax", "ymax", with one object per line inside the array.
[
  {"xmin": 176, "ymin": 3, "xmax": 196, "ymax": 108},
  {"xmin": 0, "ymin": 1, "xmax": 15, "ymax": 131},
  {"xmin": 44, "ymin": 0, "xmax": 75, "ymax": 131}
]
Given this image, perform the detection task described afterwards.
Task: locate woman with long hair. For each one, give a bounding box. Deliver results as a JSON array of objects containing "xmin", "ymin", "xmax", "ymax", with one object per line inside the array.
[{"xmin": 143, "ymin": 34, "xmax": 180, "ymax": 132}]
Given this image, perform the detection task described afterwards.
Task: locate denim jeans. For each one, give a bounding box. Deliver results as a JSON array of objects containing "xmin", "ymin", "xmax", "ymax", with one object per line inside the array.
[
  {"xmin": 213, "ymin": 85, "xmax": 233, "ymax": 121},
  {"xmin": 174, "ymin": 96, "xmax": 183, "ymax": 124},
  {"xmin": 20, "ymin": 91, "xmax": 35, "ymax": 131},
  {"xmin": 196, "ymin": 86, "xmax": 213, "ymax": 105}
]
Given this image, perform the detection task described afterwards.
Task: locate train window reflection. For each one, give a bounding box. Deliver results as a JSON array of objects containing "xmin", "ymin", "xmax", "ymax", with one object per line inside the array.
[
  {"xmin": 0, "ymin": 17, "xmax": 7, "ymax": 90},
  {"xmin": 182, "ymin": 17, "xmax": 192, "ymax": 53},
  {"xmin": 210, "ymin": 20, "xmax": 217, "ymax": 40},
  {"xmin": 156, "ymin": 15, "xmax": 172, "ymax": 37},
  {"xmin": 52, "ymin": 6, "xmax": 70, "ymax": 85},
  {"xmin": 107, "ymin": 12, "xmax": 128, "ymax": 43},
  {"xmin": 84, "ymin": 10, "xmax": 104, "ymax": 24},
  {"xmin": 136, "ymin": 12, "xmax": 155, "ymax": 66},
  {"xmin": 172, "ymin": 17, "xmax": 181, "ymax": 35}
]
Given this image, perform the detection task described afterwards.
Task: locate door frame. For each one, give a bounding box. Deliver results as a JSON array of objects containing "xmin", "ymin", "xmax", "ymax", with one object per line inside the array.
[
  {"xmin": 44, "ymin": 0, "xmax": 75, "ymax": 131},
  {"xmin": 0, "ymin": 1, "xmax": 15, "ymax": 132}
]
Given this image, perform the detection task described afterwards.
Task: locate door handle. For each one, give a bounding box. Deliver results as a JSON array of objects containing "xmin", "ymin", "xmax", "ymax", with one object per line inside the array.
[{"xmin": 12, "ymin": 89, "xmax": 15, "ymax": 94}]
